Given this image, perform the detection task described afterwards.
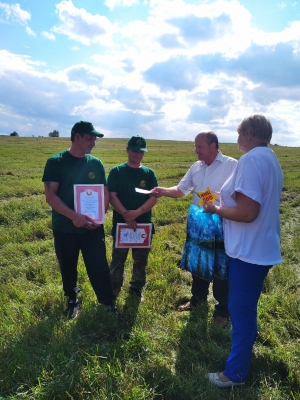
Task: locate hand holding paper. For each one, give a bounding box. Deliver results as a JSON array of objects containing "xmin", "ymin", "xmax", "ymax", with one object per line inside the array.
[{"xmin": 74, "ymin": 184, "xmax": 105, "ymax": 224}]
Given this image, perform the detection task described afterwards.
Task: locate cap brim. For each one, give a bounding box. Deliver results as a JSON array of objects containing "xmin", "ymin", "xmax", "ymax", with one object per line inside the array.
[
  {"xmin": 129, "ymin": 146, "xmax": 148, "ymax": 152},
  {"xmin": 90, "ymin": 130, "xmax": 104, "ymax": 138}
]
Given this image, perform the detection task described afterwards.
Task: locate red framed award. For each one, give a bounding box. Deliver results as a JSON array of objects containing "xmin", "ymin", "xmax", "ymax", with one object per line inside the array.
[
  {"xmin": 115, "ymin": 223, "xmax": 152, "ymax": 248},
  {"xmin": 74, "ymin": 184, "xmax": 105, "ymax": 224}
]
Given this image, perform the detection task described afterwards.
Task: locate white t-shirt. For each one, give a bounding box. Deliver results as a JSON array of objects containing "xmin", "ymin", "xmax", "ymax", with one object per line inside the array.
[
  {"xmin": 178, "ymin": 151, "xmax": 237, "ymax": 206},
  {"xmin": 220, "ymin": 146, "xmax": 283, "ymax": 265}
]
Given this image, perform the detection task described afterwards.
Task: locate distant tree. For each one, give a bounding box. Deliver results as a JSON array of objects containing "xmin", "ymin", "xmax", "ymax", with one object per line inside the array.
[
  {"xmin": 10, "ymin": 131, "xmax": 19, "ymax": 136},
  {"xmin": 49, "ymin": 130, "xmax": 59, "ymax": 137}
]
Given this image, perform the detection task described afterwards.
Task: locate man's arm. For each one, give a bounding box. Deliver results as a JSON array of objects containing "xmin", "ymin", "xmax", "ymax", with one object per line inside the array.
[
  {"xmin": 109, "ymin": 191, "xmax": 128, "ymax": 217},
  {"xmin": 109, "ymin": 191, "xmax": 136, "ymax": 229},
  {"xmin": 123, "ymin": 196, "xmax": 157, "ymax": 223},
  {"xmin": 109, "ymin": 191, "xmax": 157, "ymax": 227},
  {"xmin": 44, "ymin": 181, "xmax": 95, "ymax": 228},
  {"xmin": 150, "ymin": 186, "xmax": 184, "ymax": 198}
]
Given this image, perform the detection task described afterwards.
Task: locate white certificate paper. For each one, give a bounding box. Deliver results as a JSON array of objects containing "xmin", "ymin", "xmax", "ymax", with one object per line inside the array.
[
  {"xmin": 115, "ymin": 223, "xmax": 152, "ymax": 248},
  {"xmin": 135, "ymin": 188, "xmax": 151, "ymax": 194},
  {"xmin": 74, "ymin": 184, "xmax": 105, "ymax": 224}
]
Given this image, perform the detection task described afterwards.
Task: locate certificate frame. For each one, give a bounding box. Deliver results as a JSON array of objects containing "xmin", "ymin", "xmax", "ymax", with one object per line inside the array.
[
  {"xmin": 115, "ymin": 223, "xmax": 152, "ymax": 248},
  {"xmin": 74, "ymin": 184, "xmax": 105, "ymax": 224}
]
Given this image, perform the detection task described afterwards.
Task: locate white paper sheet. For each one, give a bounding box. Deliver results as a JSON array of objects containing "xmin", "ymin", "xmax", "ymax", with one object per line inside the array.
[{"xmin": 135, "ymin": 188, "xmax": 151, "ymax": 194}]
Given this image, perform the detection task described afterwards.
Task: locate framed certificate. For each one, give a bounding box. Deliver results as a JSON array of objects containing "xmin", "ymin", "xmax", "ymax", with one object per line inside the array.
[
  {"xmin": 115, "ymin": 223, "xmax": 152, "ymax": 248},
  {"xmin": 74, "ymin": 184, "xmax": 105, "ymax": 224}
]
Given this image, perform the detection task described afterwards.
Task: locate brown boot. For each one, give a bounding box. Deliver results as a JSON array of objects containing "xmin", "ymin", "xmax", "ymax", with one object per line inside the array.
[
  {"xmin": 178, "ymin": 301, "xmax": 194, "ymax": 312},
  {"xmin": 214, "ymin": 315, "xmax": 229, "ymax": 329}
]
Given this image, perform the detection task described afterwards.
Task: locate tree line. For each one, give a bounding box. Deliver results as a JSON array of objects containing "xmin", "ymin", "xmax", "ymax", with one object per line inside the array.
[{"xmin": 10, "ymin": 130, "xmax": 60, "ymax": 137}]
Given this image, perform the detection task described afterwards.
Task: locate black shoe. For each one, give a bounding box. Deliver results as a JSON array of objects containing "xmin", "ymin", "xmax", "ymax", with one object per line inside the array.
[
  {"xmin": 129, "ymin": 289, "xmax": 144, "ymax": 302},
  {"xmin": 106, "ymin": 304, "xmax": 124, "ymax": 321},
  {"xmin": 64, "ymin": 299, "xmax": 80, "ymax": 320}
]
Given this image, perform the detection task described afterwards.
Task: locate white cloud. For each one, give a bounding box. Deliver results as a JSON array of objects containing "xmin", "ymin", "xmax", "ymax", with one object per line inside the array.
[
  {"xmin": 104, "ymin": 0, "xmax": 138, "ymax": 10},
  {"xmin": 251, "ymin": 21, "xmax": 300, "ymax": 50},
  {"xmin": 53, "ymin": 0, "xmax": 116, "ymax": 46},
  {"xmin": 0, "ymin": 54, "xmax": 92, "ymax": 136},
  {"xmin": 165, "ymin": 125, "xmax": 175, "ymax": 132},
  {"xmin": 25, "ymin": 26, "xmax": 36, "ymax": 36},
  {"xmin": 0, "ymin": 0, "xmax": 300, "ymax": 145},
  {"xmin": 0, "ymin": 50, "xmax": 44, "ymax": 74},
  {"xmin": 42, "ymin": 31, "xmax": 56, "ymax": 40},
  {"xmin": 0, "ymin": 2, "xmax": 31, "ymax": 24},
  {"xmin": 118, "ymin": 0, "xmax": 253, "ymax": 67},
  {"xmin": 279, "ymin": 2, "xmax": 287, "ymax": 8},
  {"xmin": 163, "ymin": 99, "xmax": 190, "ymax": 120}
]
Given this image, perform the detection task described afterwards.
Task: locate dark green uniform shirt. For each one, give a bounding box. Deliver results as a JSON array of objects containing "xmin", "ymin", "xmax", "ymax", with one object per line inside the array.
[
  {"xmin": 107, "ymin": 163, "xmax": 158, "ymax": 236},
  {"xmin": 42, "ymin": 150, "xmax": 107, "ymax": 233}
]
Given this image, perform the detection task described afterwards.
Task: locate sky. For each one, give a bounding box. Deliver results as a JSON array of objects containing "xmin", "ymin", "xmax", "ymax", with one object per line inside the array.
[{"xmin": 0, "ymin": 0, "xmax": 300, "ymax": 146}]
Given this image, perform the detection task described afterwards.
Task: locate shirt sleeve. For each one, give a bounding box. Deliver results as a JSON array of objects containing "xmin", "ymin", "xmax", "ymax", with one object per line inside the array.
[
  {"xmin": 177, "ymin": 165, "xmax": 194, "ymax": 195},
  {"xmin": 233, "ymin": 154, "xmax": 263, "ymax": 204},
  {"xmin": 42, "ymin": 157, "xmax": 60, "ymax": 182},
  {"xmin": 150, "ymin": 170, "xmax": 158, "ymax": 189}
]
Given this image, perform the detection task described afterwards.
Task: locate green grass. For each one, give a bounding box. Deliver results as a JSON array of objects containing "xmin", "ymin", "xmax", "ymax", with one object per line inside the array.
[{"xmin": 0, "ymin": 136, "xmax": 299, "ymax": 399}]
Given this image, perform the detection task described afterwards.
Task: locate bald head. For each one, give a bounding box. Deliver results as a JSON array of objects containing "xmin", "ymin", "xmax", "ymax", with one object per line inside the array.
[
  {"xmin": 194, "ymin": 131, "xmax": 219, "ymax": 166},
  {"xmin": 195, "ymin": 131, "xmax": 219, "ymax": 150}
]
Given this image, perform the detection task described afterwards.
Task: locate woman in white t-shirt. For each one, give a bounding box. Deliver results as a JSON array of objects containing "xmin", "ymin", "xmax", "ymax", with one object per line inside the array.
[{"xmin": 204, "ymin": 115, "xmax": 283, "ymax": 387}]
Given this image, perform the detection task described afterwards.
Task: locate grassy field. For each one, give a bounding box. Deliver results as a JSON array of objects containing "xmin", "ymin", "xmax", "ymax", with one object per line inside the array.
[{"xmin": 0, "ymin": 136, "xmax": 299, "ymax": 400}]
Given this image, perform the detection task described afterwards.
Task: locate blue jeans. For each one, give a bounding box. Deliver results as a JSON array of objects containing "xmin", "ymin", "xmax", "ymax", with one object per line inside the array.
[{"xmin": 224, "ymin": 257, "xmax": 272, "ymax": 383}]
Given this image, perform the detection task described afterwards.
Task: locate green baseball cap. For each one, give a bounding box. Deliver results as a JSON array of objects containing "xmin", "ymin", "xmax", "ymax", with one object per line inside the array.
[
  {"xmin": 127, "ymin": 135, "xmax": 148, "ymax": 152},
  {"xmin": 71, "ymin": 121, "xmax": 104, "ymax": 138}
]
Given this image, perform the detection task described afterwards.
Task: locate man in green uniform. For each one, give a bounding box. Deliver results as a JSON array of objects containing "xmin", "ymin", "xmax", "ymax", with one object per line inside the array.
[
  {"xmin": 42, "ymin": 121, "xmax": 117, "ymax": 319},
  {"xmin": 108, "ymin": 136, "xmax": 158, "ymax": 302}
]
